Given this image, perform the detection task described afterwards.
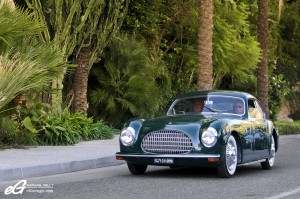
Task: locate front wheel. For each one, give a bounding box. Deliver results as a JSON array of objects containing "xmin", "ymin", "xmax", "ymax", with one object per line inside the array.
[
  {"xmin": 217, "ymin": 135, "xmax": 238, "ymax": 178},
  {"xmin": 261, "ymin": 136, "xmax": 276, "ymax": 170},
  {"xmin": 127, "ymin": 163, "xmax": 148, "ymax": 175}
]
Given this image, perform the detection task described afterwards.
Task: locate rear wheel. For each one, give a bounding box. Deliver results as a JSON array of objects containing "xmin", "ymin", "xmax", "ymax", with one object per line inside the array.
[
  {"xmin": 217, "ymin": 135, "xmax": 238, "ymax": 178},
  {"xmin": 127, "ymin": 163, "xmax": 148, "ymax": 175},
  {"xmin": 261, "ymin": 136, "xmax": 276, "ymax": 170}
]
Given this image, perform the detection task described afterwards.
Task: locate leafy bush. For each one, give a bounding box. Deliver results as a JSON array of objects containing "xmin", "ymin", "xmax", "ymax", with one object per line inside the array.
[
  {"xmin": 286, "ymin": 91, "xmax": 300, "ymax": 120},
  {"xmin": 85, "ymin": 121, "xmax": 118, "ymax": 140},
  {"xmin": 269, "ymin": 74, "xmax": 290, "ymax": 120},
  {"xmin": 20, "ymin": 100, "xmax": 116, "ymax": 145},
  {"xmin": 0, "ymin": 104, "xmax": 39, "ymax": 146},
  {"xmin": 275, "ymin": 121, "xmax": 300, "ymax": 135},
  {"xmin": 88, "ymin": 34, "xmax": 171, "ymax": 128}
]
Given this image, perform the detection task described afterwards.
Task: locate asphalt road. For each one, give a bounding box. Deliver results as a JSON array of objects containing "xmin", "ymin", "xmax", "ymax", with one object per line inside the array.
[{"xmin": 1, "ymin": 136, "xmax": 300, "ymax": 199}]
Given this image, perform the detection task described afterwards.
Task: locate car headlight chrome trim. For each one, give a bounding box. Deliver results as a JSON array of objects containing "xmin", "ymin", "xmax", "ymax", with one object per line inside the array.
[
  {"xmin": 120, "ymin": 127, "xmax": 136, "ymax": 146},
  {"xmin": 201, "ymin": 127, "xmax": 218, "ymax": 148}
]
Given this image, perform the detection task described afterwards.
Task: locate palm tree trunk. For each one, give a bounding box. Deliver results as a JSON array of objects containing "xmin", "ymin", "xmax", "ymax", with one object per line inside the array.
[
  {"xmin": 72, "ymin": 47, "xmax": 91, "ymax": 114},
  {"xmin": 197, "ymin": 0, "xmax": 214, "ymax": 91},
  {"xmin": 257, "ymin": 0, "xmax": 269, "ymax": 118}
]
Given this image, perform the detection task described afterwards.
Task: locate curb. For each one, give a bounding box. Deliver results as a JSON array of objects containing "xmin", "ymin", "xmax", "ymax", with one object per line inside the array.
[{"xmin": 0, "ymin": 156, "xmax": 125, "ymax": 182}]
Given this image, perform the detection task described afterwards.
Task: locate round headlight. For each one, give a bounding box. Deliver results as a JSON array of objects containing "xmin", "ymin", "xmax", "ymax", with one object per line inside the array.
[
  {"xmin": 201, "ymin": 127, "xmax": 218, "ymax": 147},
  {"xmin": 120, "ymin": 127, "xmax": 136, "ymax": 146}
]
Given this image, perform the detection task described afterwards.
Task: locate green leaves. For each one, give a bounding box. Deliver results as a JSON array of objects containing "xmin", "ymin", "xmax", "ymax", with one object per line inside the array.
[
  {"xmin": 22, "ymin": 117, "xmax": 38, "ymax": 134},
  {"xmin": 0, "ymin": 4, "xmax": 44, "ymax": 47},
  {"xmin": 89, "ymin": 34, "xmax": 169, "ymax": 127},
  {"xmin": 0, "ymin": 5, "xmax": 69, "ymax": 110},
  {"xmin": 213, "ymin": 0, "xmax": 261, "ymax": 86},
  {"xmin": 20, "ymin": 101, "xmax": 115, "ymax": 145}
]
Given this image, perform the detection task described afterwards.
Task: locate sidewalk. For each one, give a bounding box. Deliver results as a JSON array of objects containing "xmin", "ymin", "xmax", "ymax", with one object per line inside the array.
[
  {"xmin": 0, "ymin": 134, "xmax": 299, "ymax": 182},
  {"xmin": 0, "ymin": 135, "xmax": 125, "ymax": 182}
]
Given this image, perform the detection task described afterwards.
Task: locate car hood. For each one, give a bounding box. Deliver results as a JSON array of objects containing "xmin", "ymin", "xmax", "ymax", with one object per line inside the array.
[
  {"xmin": 142, "ymin": 115, "xmax": 216, "ymax": 127},
  {"xmin": 137, "ymin": 115, "xmax": 217, "ymax": 137}
]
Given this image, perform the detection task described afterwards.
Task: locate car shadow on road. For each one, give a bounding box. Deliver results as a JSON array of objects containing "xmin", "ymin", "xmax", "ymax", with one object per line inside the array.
[
  {"xmin": 145, "ymin": 166, "xmax": 219, "ymax": 178},
  {"xmin": 124, "ymin": 164, "xmax": 268, "ymax": 179}
]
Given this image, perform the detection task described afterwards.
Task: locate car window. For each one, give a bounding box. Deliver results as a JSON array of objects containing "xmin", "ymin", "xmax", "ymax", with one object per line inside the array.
[
  {"xmin": 171, "ymin": 99, "xmax": 194, "ymax": 114},
  {"xmin": 255, "ymin": 101, "xmax": 264, "ymax": 119},
  {"xmin": 207, "ymin": 96, "xmax": 244, "ymax": 114},
  {"xmin": 168, "ymin": 95, "xmax": 245, "ymax": 115},
  {"xmin": 248, "ymin": 99, "xmax": 256, "ymax": 118},
  {"xmin": 248, "ymin": 99, "xmax": 264, "ymax": 119}
]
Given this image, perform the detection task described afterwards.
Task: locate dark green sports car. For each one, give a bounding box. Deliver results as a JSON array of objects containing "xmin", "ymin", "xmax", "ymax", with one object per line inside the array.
[{"xmin": 116, "ymin": 91, "xmax": 279, "ymax": 177}]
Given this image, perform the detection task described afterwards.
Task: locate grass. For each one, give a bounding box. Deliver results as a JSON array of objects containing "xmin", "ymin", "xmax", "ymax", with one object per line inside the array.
[{"xmin": 275, "ymin": 121, "xmax": 300, "ymax": 135}]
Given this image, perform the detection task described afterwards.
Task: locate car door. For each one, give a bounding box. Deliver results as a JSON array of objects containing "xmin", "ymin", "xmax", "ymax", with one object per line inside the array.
[
  {"xmin": 251, "ymin": 100, "xmax": 269, "ymax": 159},
  {"xmin": 242, "ymin": 99, "xmax": 256, "ymax": 162}
]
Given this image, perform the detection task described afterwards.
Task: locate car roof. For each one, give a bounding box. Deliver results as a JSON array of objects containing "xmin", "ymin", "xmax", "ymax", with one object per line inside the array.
[{"xmin": 177, "ymin": 90, "xmax": 256, "ymax": 100}]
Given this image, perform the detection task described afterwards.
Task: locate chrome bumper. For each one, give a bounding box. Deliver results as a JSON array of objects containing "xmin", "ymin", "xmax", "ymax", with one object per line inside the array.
[{"xmin": 116, "ymin": 153, "xmax": 220, "ymax": 158}]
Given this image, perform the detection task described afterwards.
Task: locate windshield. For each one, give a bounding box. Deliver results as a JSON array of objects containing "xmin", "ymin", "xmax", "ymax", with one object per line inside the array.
[{"xmin": 167, "ymin": 95, "xmax": 245, "ymax": 116}]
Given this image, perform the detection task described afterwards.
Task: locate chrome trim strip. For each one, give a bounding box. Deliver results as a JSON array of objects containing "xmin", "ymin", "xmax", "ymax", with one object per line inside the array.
[{"xmin": 116, "ymin": 154, "xmax": 220, "ymax": 158}]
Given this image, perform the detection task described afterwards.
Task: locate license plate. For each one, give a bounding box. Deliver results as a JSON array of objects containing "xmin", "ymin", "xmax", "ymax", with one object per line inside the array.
[{"xmin": 154, "ymin": 158, "xmax": 174, "ymax": 164}]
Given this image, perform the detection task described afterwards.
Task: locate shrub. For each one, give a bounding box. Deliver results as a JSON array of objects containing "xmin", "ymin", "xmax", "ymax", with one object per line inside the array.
[
  {"xmin": 269, "ymin": 74, "xmax": 290, "ymax": 120},
  {"xmin": 20, "ymin": 100, "xmax": 116, "ymax": 145},
  {"xmin": 85, "ymin": 121, "xmax": 118, "ymax": 140},
  {"xmin": 275, "ymin": 121, "xmax": 300, "ymax": 135},
  {"xmin": 286, "ymin": 91, "xmax": 300, "ymax": 121},
  {"xmin": 0, "ymin": 111, "xmax": 38, "ymax": 146}
]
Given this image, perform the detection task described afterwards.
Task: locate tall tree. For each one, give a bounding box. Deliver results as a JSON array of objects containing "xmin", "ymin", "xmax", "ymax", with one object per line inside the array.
[
  {"xmin": 26, "ymin": 0, "xmax": 128, "ymax": 113},
  {"xmin": 197, "ymin": 0, "xmax": 214, "ymax": 90},
  {"xmin": 257, "ymin": 0, "xmax": 269, "ymax": 118}
]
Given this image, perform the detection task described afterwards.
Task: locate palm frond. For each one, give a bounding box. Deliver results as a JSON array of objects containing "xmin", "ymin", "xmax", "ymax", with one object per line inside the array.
[
  {"xmin": 89, "ymin": 33, "xmax": 163, "ymax": 125},
  {"xmin": 0, "ymin": 53, "xmax": 47, "ymax": 109},
  {"xmin": 0, "ymin": 5, "xmax": 45, "ymax": 48}
]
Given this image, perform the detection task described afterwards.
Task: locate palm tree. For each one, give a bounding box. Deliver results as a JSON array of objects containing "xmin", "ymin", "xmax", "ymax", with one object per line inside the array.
[
  {"xmin": 26, "ymin": 0, "xmax": 129, "ymax": 114},
  {"xmin": 197, "ymin": 0, "xmax": 214, "ymax": 90},
  {"xmin": 257, "ymin": 0, "xmax": 269, "ymax": 118},
  {"xmin": 89, "ymin": 34, "xmax": 162, "ymax": 127},
  {"xmin": 0, "ymin": 5, "xmax": 68, "ymax": 110}
]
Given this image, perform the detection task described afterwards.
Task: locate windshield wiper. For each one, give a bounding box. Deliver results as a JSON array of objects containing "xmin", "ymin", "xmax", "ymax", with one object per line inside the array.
[{"xmin": 204, "ymin": 105, "xmax": 222, "ymax": 113}]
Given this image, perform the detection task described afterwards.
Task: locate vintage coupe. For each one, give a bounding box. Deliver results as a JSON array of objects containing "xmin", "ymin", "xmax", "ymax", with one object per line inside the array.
[{"xmin": 116, "ymin": 91, "xmax": 279, "ymax": 177}]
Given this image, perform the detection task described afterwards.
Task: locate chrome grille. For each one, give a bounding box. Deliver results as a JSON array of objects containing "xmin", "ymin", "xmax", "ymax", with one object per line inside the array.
[{"xmin": 141, "ymin": 130, "xmax": 193, "ymax": 154}]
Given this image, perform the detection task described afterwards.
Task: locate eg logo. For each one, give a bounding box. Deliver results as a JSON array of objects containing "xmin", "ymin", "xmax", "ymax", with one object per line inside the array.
[{"xmin": 4, "ymin": 180, "xmax": 27, "ymax": 195}]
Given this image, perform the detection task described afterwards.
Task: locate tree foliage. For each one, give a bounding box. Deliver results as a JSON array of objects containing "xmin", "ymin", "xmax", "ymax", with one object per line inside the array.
[
  {"xmin": 5, "ymin": 0, "xmax": 298, "ymax": 127},
  {"xmin": 0, "ymin": 5, "xmax": 68, "ymax": 110},
  {"xmin": 26, "ymin": 0, "xmax": 128, "ymax": 64},
  {"xmin": 88, "ymin": 34, "xmax": 171, "ymax": 127},
  {"xmin": 276, "ymin": 0, "xmax": 300, "ymax": 85},
  {"xmin": 122, "ymin": 0, "xmax": 261, "ymax": 95},
  {"xmin": 26, "ymin": 0, "xmax": 129, "ymax": 113},
  {"xmin": 213, "ymin": 0, "xmax": 261, "ymax": 87}
]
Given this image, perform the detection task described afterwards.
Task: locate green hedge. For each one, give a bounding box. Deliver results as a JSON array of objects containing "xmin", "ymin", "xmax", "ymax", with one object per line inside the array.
[{"xmin": 275, "ymin": 121, "xmax": 300, "ymax": 135}]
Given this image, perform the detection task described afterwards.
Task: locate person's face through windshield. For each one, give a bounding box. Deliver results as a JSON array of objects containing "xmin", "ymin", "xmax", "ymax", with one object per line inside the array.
[
  {"xmin": 194, "ymin": 99, "xmax": 204, "ymax": 113},
  {"xmin": 233, "ymin": 102, "xmax": 244, "ymax": 114}
]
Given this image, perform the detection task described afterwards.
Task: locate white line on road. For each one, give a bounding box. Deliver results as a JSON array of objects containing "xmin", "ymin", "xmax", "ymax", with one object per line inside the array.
[{"xmin": 266, "ymin": 186, "xmax": 300, "ymax": 199}]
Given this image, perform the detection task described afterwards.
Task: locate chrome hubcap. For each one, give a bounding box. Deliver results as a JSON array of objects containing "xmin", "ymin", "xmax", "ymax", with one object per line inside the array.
[{"xmin": 226, "ymin": 137, "xmax": 237, "ymax": 174}]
